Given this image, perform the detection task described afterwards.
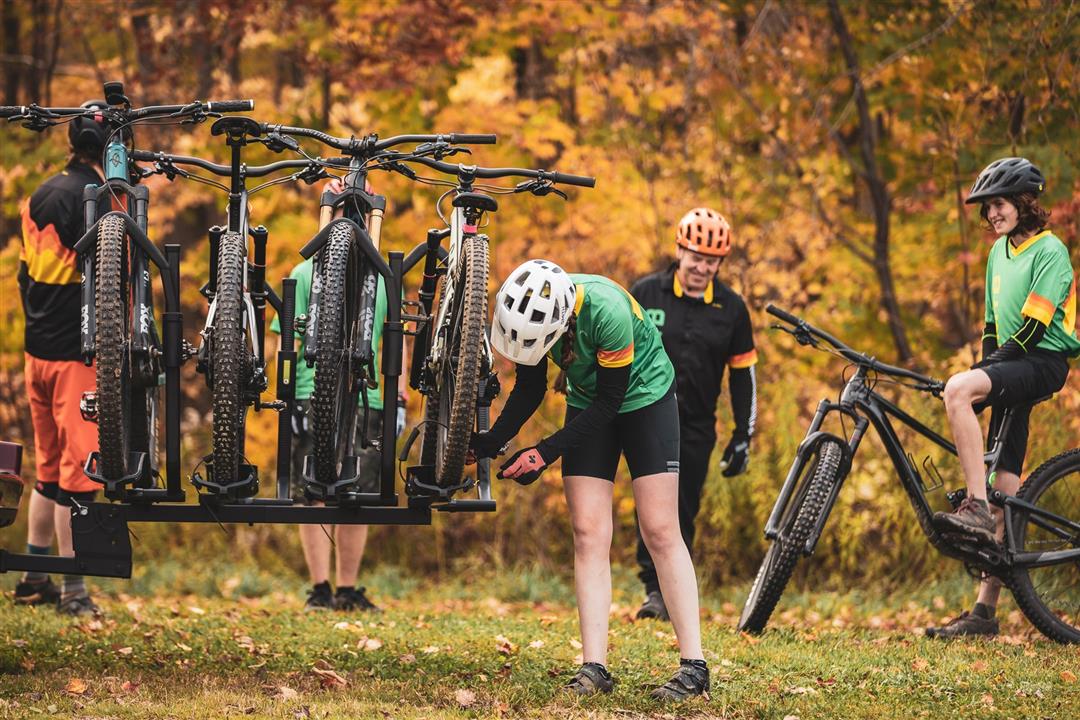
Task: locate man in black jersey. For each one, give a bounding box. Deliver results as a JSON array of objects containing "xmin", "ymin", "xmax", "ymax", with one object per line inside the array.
[
  {"xmin": 630, "ymin": 208, "xmax": 758, "ymax": 621},
  {"xmin": 14, "ymin": 101, "xmax": 112, "ymax": 616}
]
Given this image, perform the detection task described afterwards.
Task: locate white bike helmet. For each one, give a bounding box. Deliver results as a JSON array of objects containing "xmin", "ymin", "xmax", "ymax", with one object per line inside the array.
[{"xmin": 490, "ymin": 259, "xmax": 576, "ymax": 366}]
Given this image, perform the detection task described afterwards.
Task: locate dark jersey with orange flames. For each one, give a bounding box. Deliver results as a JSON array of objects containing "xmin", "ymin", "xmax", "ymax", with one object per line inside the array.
[{"xmin": 18, "ymin": 161, "xmax": 99, "ymax": 360}]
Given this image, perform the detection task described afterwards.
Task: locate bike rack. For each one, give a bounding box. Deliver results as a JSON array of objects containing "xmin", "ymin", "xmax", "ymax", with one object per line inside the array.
[{"xmin": 1, "ymin": 227, "xmax": 497, "ymax": 581}]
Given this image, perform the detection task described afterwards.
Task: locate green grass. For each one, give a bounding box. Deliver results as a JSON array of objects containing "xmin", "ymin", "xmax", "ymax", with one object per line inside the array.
[{"xmin": 1, "ymin": 565, "xmax": 1078, "ymax": 719}]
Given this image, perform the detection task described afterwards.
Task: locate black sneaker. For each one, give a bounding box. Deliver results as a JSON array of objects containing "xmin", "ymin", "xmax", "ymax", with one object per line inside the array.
[
  {"xmin": 651, "ymin": 660, "xmax": 710, "ymax": 701},
  {"xmin": 933, "ymin": 497, "xmax": 997, "ymax": 545},
  {"xmin": 56, "ymin": 594, "xmax": 102, "ymax": 617},
  {"xmin": 14, "ymin": 578, "xmax": 61, "ymax": 605},
  {"xmin": 304, "ymin": 581, "xmax": 334, "ymax": 611},
  {"xmin": 926, "ymin": 611, "xmax": 999, "ymax": 639},
  {"xmin": 333, "ymin": 586, "xmax": 381, "ymax": 613},
  {"xmin": 563, "ymin": 662, "xmax": 615, "ymax": 696},
  {"xmin": 635, "ymin": 590, "xmax": 669, "ymax": 621}
]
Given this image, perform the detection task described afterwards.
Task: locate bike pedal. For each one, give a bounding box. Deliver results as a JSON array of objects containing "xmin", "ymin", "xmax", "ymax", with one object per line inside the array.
[{"xmin": 945, "ymin": 488, "xmax": 967, "ymax": 510}]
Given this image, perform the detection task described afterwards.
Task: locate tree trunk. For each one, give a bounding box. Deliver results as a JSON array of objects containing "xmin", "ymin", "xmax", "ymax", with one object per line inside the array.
[
  {"xmin": 827, "ymin": 0, "xmax": 912, "ymax": 361},
  {"xmin": 2, "ymin": 0, "xmax": 20, "ymax": 103}
]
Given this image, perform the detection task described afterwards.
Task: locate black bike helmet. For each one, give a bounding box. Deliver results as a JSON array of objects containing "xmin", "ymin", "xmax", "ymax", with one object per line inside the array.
[
  {"xmin": 67, "ymin": 99, "xmax": 131, "ymax": 154},
  {"xmin": 965, "ymin": 157, "xmax": 1045, "ymax": 204}
]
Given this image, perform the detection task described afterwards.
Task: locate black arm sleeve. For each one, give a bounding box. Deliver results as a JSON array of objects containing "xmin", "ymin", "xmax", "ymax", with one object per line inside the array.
[
  {"xmin": 728, "ymin": 366, "xmax": 755, "ymax": 441},
  {"xmin": 486, "ymin": 357, "xmax": 549, "ymax": 446},
  {"xmin": 981, "ymin": 322, "xmax": 998, "ymax": 361},
  {"xmin": 981, "ymin": 317, "xmax": 1047, "ymax": 364},
  {"xmin": 535, "ymin": 363, "xmax": 631, "ymax": 462}
]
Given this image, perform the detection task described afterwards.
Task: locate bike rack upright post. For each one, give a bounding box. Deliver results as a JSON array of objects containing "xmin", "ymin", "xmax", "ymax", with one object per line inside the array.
[
  {"xmin": 274, "ymin": 278, "xmax": 298, "ymax": 500},
  {"xmin": 163, "ymin": 243, "xmax": 184, "ymax": 500},
  {"xmin": 380, "ymin": 251, "xmax": 405, "ymax": 505}
]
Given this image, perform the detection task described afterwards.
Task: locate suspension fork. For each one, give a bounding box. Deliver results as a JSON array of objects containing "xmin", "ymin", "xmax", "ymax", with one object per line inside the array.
[
  {"xmin": 763, "ymin": 399, "xmax": 862, "ymax": 542},
  {"xmin": 409, "ymin": 228, "xmax": 451, "ymax": 391},
  {"xmin": 80, "ymin": 186, "xmax": 99, "ymax": 362}
]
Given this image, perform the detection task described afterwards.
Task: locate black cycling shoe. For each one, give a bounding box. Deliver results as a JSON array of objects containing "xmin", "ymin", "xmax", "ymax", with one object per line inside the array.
[
  {"xmin": 563, "ymin": 662, "xmax": 615, "ymax": 696},
  {"xmin": 14, "ymin": 577, "xmax": 61, "ymax": 605},
  {"xmin": 333, "ymin": 586, "xmax": 381, "ymax": 613},
  {"xmin": 635, "ymin": 590, "xmax": 669, "ymax": 621},
  {"xmin": 56, "ymin": 594, "xmax": 102, "ymax": 618},
  {"xmin": 304, "ymin": 581, "xmax": 334, "ymax": 611},
  {"xmin": 926, "ymin": 611, "xmax": 999, "ymax": 639},
  {"xmin": 651, "ymin": 660, "xmax": 710, "ymax": 702}
]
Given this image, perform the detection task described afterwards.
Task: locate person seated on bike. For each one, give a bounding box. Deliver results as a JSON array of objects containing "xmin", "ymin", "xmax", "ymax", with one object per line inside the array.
[
  {"xmin": 928, "ymin": 157, "xmax": 1079, "ymax": 639},
  {"xmin": 470, "ymin": 260, "xmax": 709, "ymax": 701}
]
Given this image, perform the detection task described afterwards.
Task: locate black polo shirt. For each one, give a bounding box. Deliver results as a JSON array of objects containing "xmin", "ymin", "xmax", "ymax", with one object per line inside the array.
[{"xmin": 629, "ymin": 264, "xmax": 757, "ymax": 438}]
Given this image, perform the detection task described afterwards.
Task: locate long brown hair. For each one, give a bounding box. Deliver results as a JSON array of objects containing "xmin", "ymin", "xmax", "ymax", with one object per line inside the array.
[
  {"xmin": 980, "ymin": 192, "xmax": 1050, "ymax": 238},
  {"xmin": 553, "ymin": 314, "xmax": 577, "ymax": 394}
]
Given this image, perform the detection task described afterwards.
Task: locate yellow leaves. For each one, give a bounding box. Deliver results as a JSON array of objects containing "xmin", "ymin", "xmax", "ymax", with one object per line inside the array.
[{"xmin": 447, "ymin": 54, "xmax": 515, "ymax": 107}]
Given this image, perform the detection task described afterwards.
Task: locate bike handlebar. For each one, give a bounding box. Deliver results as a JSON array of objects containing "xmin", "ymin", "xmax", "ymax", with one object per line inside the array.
[
  {"xmin": 130, "ymin": 149, "xmax": 315, "ymax": 178},
  {"xmin": 262, "ymin": 126, "xmax": 497, "ymax": 154},
  {"xmin": 396, "ymin": 154, "xmax": 597, "ymax": 187},
  {"xmin": 1, "ymin": 98, "xmax": 254, "ymax": 124},
  {"xmin": 766, "ymin": 304, "xmax": 942, "ymax": 388}
]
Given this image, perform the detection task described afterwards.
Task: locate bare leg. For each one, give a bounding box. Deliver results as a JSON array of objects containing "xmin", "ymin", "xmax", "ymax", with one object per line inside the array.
[
  {"xmin": 53, "ymin": 502, "xmax": 73, "ymax": 558},
  {"xmin": 334, "ymin": 524, "xmax": 368, "ymax": 588},
  {"xmin": 299, "ymin": 501, "xmax": 332, "ymax": 585},
  {"xmin": 976, "ymin": 469, "xmax": 1021, "ymax": 607},
  {"xmin": 564, "ymin": 475, "xmax": 614, "ymax": 665},
  {"xmin": 26, "ymin": 490, "xmax": 56, "ymax": 548},
  {"xmin": 633, "ymin": 472, "xmax": 703, "ymax": 660},
  {"xmin": 943, "ymin": 370, "xmax": 993, "ymax": 500}
]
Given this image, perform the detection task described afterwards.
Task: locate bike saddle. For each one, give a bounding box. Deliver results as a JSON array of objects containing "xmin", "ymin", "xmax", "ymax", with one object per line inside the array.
[
  {"xmin": 452, "ymin": 192, "xmax": 498, "ymax": 213},
  {"xmin": 210, "ymin": 116, "xmax": 263, "ymax": 139}
]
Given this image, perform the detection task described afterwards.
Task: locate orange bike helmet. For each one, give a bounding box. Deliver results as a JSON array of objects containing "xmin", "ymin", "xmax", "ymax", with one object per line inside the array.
[{"xmin": 676, "ymin": 207, "xmax": 732, "ymax": 257}]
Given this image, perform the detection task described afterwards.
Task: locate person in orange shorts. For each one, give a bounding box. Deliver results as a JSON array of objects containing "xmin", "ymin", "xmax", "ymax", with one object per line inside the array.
[{"xmin": 14, "ymin": 100, "xmax": 108, "ymax": 616}]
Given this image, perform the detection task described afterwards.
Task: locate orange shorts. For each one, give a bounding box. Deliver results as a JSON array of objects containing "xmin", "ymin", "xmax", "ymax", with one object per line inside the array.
[{"xmin": 25, "ymin": 353, "xmax": 99, "ymax": 493}]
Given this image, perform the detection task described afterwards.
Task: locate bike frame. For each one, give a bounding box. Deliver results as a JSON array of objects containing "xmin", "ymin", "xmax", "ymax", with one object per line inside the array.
[{"xmin": 767, "ymin": 364, "xmax": 1080, "ymax": 575}]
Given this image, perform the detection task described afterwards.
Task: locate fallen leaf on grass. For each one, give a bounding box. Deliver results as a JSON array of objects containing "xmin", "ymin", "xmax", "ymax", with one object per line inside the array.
[
  {"xmin": 495, "ymin": 635, "xmax": 516, "ymax": 655},
  {"xmin": 188, "ymin": 606, "xmax": 206, "ymax": 615},
  {"xmin": 120, "ymin": 680, "xmax": 139, "ymax": 693},
  {"xmin": 972, "ymin": 660, "xmax": 988, "ymax": 672},
  {"xmin": 64, "ymin": 678, "xmax": 89, "ymax": 695},
  {"xmin": 740, "ymin": 632, "xmax": 761, "ymax": 645},
  {"xmin": 115, "ymin": 646, "xmax": 134, "ymax": 656},
  {"xmin": 568, "ymin": 638, "xmax": 582, "ymax": 650},
  {"xmin": 361, "ymin": 637, "xmax": 383, "ymax": 652},
  {"xmin": 1062, "ymin": 670, "xmax": 1077, "ymax": 683},
  {"xmin": 783, "ymin": 715, "xmax": 800, "ymax": 720},
  {"xmin": 454, "ymin": 689, "xmax": 477, "ymax": 708},
  {"xmin": 912, "ymin": 658, "xmax": 930, "ymax": 672},
  {"xmin": 175, "ymin": 642, "xmax": 192, "ymax": 652},
  {"xmin": 399, "ymin": 653, "xmax": 416, "ymax": 664},
  {"xmin": 311, "ymin": 666, "xmax": 347, "ymax": 689},
  {"xmin": 528, "ymin": 640, "xmax": 544, "ymax": 649},
  {"xmin": 422, "ymin": 645, "xmax": 440, "ymax": 654}
]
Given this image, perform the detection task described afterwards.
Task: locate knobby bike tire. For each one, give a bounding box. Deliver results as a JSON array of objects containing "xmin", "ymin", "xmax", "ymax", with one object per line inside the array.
[
  {"xmin": 422, "ymin": 235, "xmax": 488, "ymax": 487},
  {"xmin": 94, "ymin": 214, "xmax": 131, "ymax": 479},
  {"xmin": 738, "ymin": 440, "xmax": 844, "ymax": 634},
  {"xmin": 209, "ymin": 231, "xmax": 247, "ymax": 485},
  {"xmin": 1005, "ymin": 447, "xmax": 1080, "ymax": 644},
  {"xmin": 310, "ymin": 223, "xmax": 361, "ymax": 487}
]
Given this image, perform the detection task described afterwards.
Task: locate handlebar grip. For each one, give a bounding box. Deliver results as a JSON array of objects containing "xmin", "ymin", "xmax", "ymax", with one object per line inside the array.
[
  {"xmin": 550, "ymin": 171, "xmax": 596, "ymax": 188},
  {"xmin": 450, "ymin": 133, "xmax": 497, "ymax": 144},
  {"xmin": 206, "ymin": 99, "xmax": 254, "ymax": 113},
  {"xmin": 0, "ymin": 106, "xmax": 26, "ymax": 118},
  {"xmin": 766, "ymin": 304, "xmax": 802, "ymax": 326}
]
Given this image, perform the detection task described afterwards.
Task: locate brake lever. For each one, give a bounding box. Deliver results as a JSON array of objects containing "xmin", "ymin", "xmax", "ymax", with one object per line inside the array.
[
  {"xmin": 297, "ymin": 165, "xmax": 329, "ymax": 185},
  {"xmin": 434, "ymin": 145, "xmax": 471, "ymax": 160},
  {"xmin": 263, "ymin": 132, "xmax": 299, "ymax": 154},
  {"xmin": 515, "ymin": 179, "xmax": 568, "ymax": 200}
]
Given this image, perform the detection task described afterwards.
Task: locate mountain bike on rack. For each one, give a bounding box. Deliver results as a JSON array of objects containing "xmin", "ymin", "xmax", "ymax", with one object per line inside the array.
[
  {"xmin": 1, "ymin": 83, "xmax": 252, "ymax": 501},
  {"xmin": 243, "ymin": 126, "xmax": 501, "ymax": 503},
  {"xmin": 739, "ymin": 305, "xmax": 1080, "ymax": 643},
  {"xmin": 385, "ymin": 152, "xmax": 596, "ymax": 496},
  {"xmin": 130, "ymin": 119, "xmax": 331, "ymax": 499}
]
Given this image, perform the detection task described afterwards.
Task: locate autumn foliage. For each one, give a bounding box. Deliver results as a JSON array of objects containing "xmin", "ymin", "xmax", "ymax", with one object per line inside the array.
[{"xmin": 1, "ymin": 0, "xmax": 1077, "ymax": 586}]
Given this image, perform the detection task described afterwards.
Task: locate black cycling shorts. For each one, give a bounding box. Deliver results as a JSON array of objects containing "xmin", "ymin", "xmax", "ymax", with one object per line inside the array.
[
  {"xmin": 562, "ymin": 382, "xmax": 680, "ymax": 481},
  {"xmin": 981, "ymin": 349, "xmax": 1070, "ymax": 475}
]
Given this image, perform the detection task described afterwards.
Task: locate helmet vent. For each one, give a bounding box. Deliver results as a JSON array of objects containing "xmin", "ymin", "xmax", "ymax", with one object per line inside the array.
[
  {"xmin": 531, "ymin": 309, "xmax": 545, "ymax": 323},
  {"xmin": 515, "ymin": 270, "xmax": 530, "ymax": 286},
  {"xmin": 523, "ymin": 338, "xmax": 536, "ymax": 347},
  {"xmin": 544, "ymin": 331, "xmax": 557, "ymax": 345},
  {"xmin": 541, "ymin": 281, "xmax": 551, "ymax": 298},
  {"xmin": 517, "ymin": 289, "xmax": 532, "ymax": 313}
]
